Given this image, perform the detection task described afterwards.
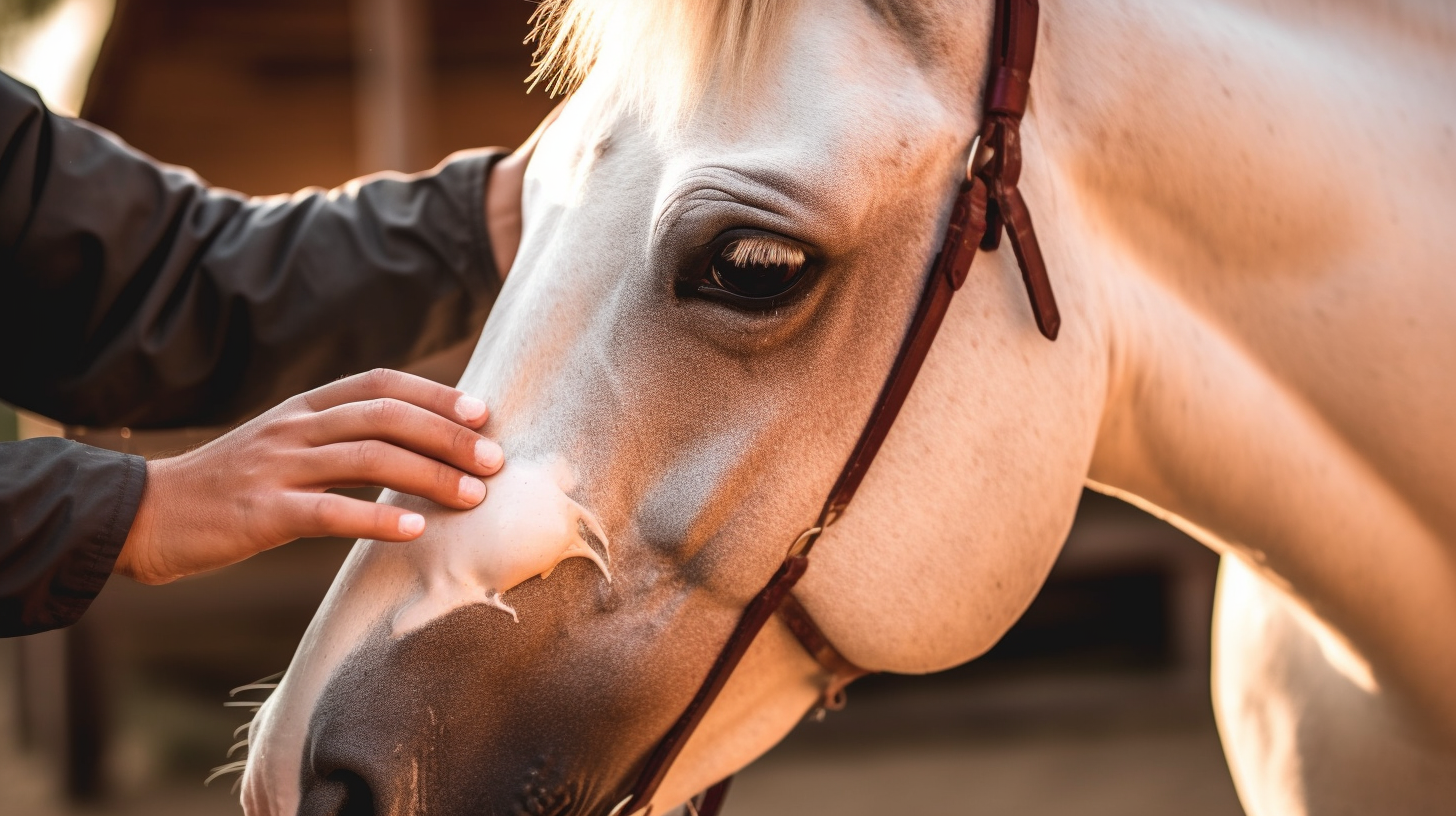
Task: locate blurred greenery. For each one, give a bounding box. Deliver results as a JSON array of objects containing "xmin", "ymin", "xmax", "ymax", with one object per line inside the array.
[
  {"xmin": 0, "ymin": 0, "xmax": 62, "ymax": 26},
  {"xmin": 0, "ymin": 0, "xmax": 62, "ymax": 59},
  {"xmin": 0, "ymin": 402, "xmax": 16, "ymax": 441}
]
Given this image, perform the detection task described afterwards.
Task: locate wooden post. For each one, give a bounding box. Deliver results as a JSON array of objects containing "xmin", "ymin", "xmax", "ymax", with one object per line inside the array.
[{"xmin": 352, "ymin": 0, "xmax": 432, "ymax": 174}]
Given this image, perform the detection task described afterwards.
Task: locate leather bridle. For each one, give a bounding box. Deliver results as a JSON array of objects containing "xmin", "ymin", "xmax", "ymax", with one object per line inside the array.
[{"xmin": 610, "ymin": 0, "xmax": 1056, "ymax": 814}]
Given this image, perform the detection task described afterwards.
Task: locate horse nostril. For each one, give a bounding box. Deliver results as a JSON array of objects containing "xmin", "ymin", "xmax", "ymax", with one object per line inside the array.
[
  {"xmin": 300, "ymin": 768, "xmax": 377, "ymax": 816},
  {"xmin": 329, "ymin": 769, "xmax": 376, "ymax": 816}
]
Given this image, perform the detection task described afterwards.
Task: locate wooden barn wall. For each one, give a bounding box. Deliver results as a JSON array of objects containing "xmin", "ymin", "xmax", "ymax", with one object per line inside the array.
[{"xmin": 81, "ymin": 0, "xmax": 557, "ymax": 195}]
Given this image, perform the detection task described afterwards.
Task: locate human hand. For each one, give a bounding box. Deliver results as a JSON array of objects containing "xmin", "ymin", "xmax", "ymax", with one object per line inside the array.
[{"xmin": 114, "ymin": 369, "xmax": 503, "ymax": 585}]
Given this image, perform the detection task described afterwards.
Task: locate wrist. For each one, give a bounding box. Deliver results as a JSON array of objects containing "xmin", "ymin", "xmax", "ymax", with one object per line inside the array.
[
  {"xmin": 115, "ymin": 458, "xmax": 173, "ymax": 585},
  {"xmin": 486, "ymin": 150, "xmax": 526, "ymax": 279}
]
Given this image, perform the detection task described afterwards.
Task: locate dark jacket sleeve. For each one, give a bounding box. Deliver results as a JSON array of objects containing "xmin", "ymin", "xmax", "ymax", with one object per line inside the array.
[
  {"xmin": 0, "ymin": 71, "xmax": 505, "ymax": 429},
  {"xmin": 0, "ymin": 438, "xmax": 145, "ymax": 637},
  {"xmin": 0, "ymin": 72, "xmax": 507, "ymax": 636}
]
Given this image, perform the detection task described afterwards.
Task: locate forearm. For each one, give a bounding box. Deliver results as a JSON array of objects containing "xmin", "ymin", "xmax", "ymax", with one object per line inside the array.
[
  {"xmin": 0, "ymin": 72, "xmax": 506, "ymax": 429},
  {"xmin": 0, "ymin": 438, "xmax": 145, "ymax": 636}
]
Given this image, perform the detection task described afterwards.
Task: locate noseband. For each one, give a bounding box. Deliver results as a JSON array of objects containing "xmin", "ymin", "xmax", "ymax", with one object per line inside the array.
[{"xmin": 616, "ymin": 1, "xmax": 1055, "ymax": 813}]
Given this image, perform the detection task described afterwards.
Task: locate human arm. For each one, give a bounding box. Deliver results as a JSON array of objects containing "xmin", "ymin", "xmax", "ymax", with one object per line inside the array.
[
  {"xmin": 0, "ymin": 71, "xmax": 546, "ymax": 634},
  {"xmin": 0, "ymin": 71, "xmax": 506, "ymax": 429}
]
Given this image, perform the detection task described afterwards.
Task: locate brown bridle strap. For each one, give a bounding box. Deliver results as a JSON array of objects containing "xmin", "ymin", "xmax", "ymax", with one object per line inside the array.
[
  {"xmin": 978, "ymin": 0, "xmax": 1058, "ymax": 340},
  {"xmin": 615, "ymin": 1, "xmax": 1053, "ymax": 814},
  {"xmin": 776, "ymin": 594, "xmax": 870, "ymax": 711},
  {"xmin": 616, "ymin": 556, "xmax": 809, "ymax": 816}
]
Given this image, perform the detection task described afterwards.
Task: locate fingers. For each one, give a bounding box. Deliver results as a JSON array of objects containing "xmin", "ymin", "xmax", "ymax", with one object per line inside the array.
[
  {"xmin": 303, "ymin": 369, "xmax": 489, "ymax": 429},
  {"xmin": 282, "ymin": 493, "xmax": 429, "ymax": 543},
  {"xmin": 306, "ymin": 398, "xmax": 504, "ymax": 477},
  {"xmin": 306, "ymin": 440, "xmax": 488, "ymax": 511}
]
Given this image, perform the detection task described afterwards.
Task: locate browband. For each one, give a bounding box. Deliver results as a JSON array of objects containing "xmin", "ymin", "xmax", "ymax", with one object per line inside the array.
[{"xmin": 614, "ymin": 1, "xmax": 1055, "ymax": 813}]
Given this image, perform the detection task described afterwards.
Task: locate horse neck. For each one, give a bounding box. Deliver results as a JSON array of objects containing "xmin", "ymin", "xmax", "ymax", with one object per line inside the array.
[
  {"xmin": 1022, "ymin": 0, "xmax": 1456, "ymax": 539},
  {"xmin": 1024, "ymin": 0, "xmax": 1456, "ymax": 728}
]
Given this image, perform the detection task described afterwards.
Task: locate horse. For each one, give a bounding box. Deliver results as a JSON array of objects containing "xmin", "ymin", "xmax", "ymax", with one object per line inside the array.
[{"xmin": 239, "ymin": 0, "xmax": 1456, "ymax": 813}]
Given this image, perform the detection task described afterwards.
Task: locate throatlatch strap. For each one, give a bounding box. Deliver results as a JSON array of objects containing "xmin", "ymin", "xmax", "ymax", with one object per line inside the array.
[
  {"xmin": 616, "ymin": 1, "xmax": 1056, "ymax": 814},
  {"xmin": 977, "ymin": 0, "xmax": 1059, "ymax": 340},
  {"xmin": 777, "ymin": 594, "xmax": 870, "ymax": 711}
]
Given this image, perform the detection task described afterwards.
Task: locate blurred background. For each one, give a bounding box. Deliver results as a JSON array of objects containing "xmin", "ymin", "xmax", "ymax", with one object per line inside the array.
[{"xmin": 0, "ymin": 1, "xmax": 1245, "ymax": 813}]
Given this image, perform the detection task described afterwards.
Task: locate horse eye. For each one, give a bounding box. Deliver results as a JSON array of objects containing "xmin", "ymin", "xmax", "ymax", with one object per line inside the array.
[{"xmin": 707, "ymin": 237, "xmax": 808, "ymax": 301}]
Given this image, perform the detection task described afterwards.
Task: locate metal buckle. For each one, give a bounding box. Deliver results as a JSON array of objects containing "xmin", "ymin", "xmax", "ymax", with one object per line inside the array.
[
  {"xmin": 967, "ymin": 133, "xmax": 998, "ymax": 179},
  {"xmin": 965, "ymin": 133, "xmax": 982, "ymax": 180},
  {"xmin": 786, "ymin": 526, "xmax": 822, "ymax": 559}
]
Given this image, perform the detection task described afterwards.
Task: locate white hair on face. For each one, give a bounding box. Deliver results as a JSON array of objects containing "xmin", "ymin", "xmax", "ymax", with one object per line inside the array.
[
  {"xmin": 528, "ymin": 0, "xmax": 801, "ymax": 128},
  {"xmin": 725, "ymin": 236, "xmax": 805, "ymax": 271}
]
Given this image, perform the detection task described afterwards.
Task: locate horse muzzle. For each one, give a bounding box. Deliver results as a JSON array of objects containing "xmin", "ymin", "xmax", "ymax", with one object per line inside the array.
[{"xmin": 296, "ymin": 600, "xmax": 655, "ymax": 816}]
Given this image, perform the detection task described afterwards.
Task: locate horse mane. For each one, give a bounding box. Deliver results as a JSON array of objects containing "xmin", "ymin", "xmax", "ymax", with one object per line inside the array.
[{"xmin": 527, "ymin": 0, "xmax": 800, "ymax": 127}]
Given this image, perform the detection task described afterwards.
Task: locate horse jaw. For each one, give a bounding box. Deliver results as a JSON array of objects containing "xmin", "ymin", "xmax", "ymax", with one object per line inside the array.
[{"xmin": 391, "ymin": 457, "xmax": 611, "ymax": 632}]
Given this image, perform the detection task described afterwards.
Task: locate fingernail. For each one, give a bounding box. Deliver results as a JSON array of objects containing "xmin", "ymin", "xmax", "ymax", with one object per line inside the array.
[
  {"xmin": 475, "ymin": 439, "xmax": 503, "ymax": 470},
  {"xmin": 399, "ymin": 513, "xmax": 426, "ymax": 536},
  {"xmin": 459, "ymin": 475, "xmax": 486, "ymax": 504},
  {"xmin": 455, "ymin": 395, "xmax": 488, "ymax": 422}
]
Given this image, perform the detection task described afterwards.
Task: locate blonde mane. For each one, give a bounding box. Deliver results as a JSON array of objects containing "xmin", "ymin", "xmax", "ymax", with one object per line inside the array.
[{"xmin": 528, "ymin": 0, "xmax": 801, "ymax": 126}]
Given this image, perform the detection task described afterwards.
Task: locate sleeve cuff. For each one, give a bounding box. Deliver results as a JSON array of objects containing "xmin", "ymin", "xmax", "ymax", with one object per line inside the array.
[{"xmin": 0, "ymin": 439, "xmax": 147, "ymax": 636}]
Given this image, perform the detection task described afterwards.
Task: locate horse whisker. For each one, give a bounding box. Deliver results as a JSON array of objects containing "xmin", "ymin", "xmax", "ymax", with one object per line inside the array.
[
  {"xmin": 229, "ymin": 682, "xmax": 280, "ymax": 696},
  {"xmin": 211, "ymin": 670, "xmax": 285, "ymax": 788},
  {"xmin": 204, "ymin": 760, "xmax": 249, "ymax": 787}
]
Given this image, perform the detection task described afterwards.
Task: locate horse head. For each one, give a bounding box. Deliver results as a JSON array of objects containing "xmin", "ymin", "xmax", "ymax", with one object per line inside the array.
[{"xmin": 242, "ymin": 1, "xmax": 1108, "ymax": 813}]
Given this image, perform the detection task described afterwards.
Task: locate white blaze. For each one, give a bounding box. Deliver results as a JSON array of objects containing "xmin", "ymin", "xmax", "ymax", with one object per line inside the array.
[{"xmin": 392, "ymin": 457, "xmax": 611, "ymax": 632}]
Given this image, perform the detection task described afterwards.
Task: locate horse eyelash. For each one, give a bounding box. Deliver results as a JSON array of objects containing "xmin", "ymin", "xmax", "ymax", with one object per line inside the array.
[{"xmin": 724, "ymin": 236, "xmax": 805, "ymax": 271}]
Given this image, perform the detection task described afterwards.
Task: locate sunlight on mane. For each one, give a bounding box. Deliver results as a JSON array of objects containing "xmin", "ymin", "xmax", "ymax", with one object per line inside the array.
[{"xmin": 528, "ymin": 0, "xmax": 800, "ymax": 128}]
